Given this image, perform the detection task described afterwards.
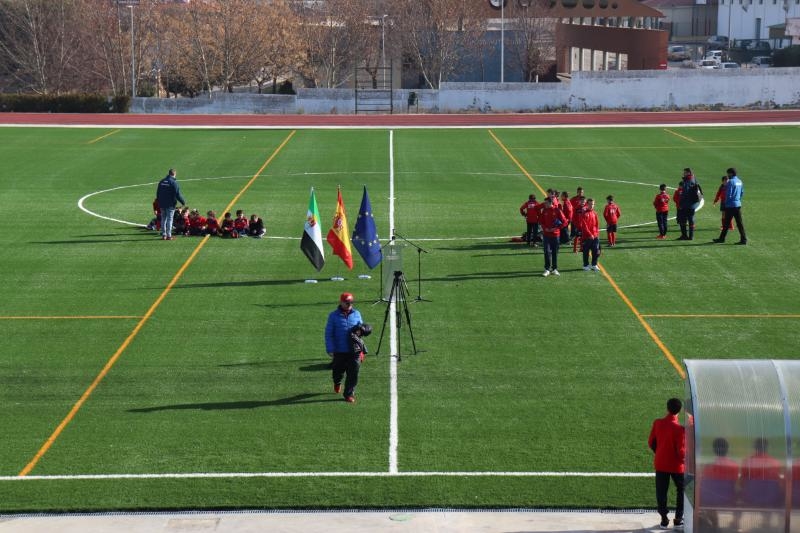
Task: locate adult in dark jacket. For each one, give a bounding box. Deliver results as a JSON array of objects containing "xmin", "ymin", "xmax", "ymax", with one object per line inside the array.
[
  {"xmin": 676, "ymin": 168, "xmax": 703, "ymax": 241},
  {"xmin": 156, "ymin": 168, "xmax": 186, "ymax": 240}
]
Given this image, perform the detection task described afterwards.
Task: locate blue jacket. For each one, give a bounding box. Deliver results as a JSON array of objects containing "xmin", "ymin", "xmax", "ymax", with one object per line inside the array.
[
  {"xmin": 325, "ymin": 306, "xmax": 363, "ymax": 353},
  {"xmin": 724, "ymin": 176, "xmax": 744, "ymax": 208},
  {"xmin": 156, "ymin": 174, "xmax": 186, "ymax": 209}
]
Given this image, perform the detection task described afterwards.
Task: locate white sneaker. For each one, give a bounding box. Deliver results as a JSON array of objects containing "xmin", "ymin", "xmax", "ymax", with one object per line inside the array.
[
  {"xmin": 542, "ymin": 270, "xmax": 550, "ymax": 277},
  {"xmin": 551, "ymin": 269, "xmax": 560, "ymax": 276},
  {"xmin": 591, "ymin": 265, "xmax": 600, "ymax": 272},
  {"xmin": 583, "ymin": 265, "xmax": 591, "ymax": 271}
]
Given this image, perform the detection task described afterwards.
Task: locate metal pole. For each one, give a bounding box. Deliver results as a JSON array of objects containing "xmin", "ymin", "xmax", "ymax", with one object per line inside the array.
[
  {"xmin": 129, "ymin": 5, "xmax": 135, "ymax": 97},
  {"xmin": 382, "ymin": 15, "xmax": 387, "ymax": 88},
  {"xmin": 500, "ymin": 0, "xmax": 504, "ymax": 83},
  {"xmin": 726, "ymin": 1, "xmax": 732, "ymax": 56}
]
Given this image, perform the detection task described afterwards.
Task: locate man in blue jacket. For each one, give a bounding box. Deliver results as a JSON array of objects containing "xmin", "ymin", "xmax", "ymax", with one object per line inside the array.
[
  {"xmin": 713, "ymin": 167, "xmax": 747, "ymax": 245},
  {"xmin": 325, "ymin": 292, "xmax": 364, "ymax": 403},
  {"xmin": 156, "ymin": 168, "xmax": 186, "ymax": 240}
]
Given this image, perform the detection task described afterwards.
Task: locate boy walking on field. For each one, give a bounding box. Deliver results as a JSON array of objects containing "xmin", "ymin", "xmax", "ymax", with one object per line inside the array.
[{"xmin": 603, "ymin": 195, "xmax": 621, "ymax": 246}]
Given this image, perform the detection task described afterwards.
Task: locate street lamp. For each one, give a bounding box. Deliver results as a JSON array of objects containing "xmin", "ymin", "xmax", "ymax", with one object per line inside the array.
[
  {"xmin": 381, "ymin": 14, "xmax": 388, "ymax": 88},
  {"xmin": 129, "ymin": 5, "xmax": 135, "ymax": 97},
  {"xmin": 500, "ymin": 0, "xmax": 505, "ymax": 83}
]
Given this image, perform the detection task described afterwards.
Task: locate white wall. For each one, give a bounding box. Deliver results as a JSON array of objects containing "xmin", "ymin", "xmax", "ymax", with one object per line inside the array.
[{"xmin": 130, "ymin": 68, "xmax": 800, "ymax": 115}]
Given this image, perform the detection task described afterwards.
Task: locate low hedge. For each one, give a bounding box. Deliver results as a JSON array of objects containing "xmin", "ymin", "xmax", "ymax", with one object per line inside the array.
[{"xmin": 0, "ymin": 94, "xmax": 130, "ymax": 113}]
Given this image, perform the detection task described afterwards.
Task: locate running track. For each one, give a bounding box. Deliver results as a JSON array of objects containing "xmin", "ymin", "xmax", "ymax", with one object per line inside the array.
[{"xmin": 2, "ymin": 109, "xmax": 800, "ymax": 127}]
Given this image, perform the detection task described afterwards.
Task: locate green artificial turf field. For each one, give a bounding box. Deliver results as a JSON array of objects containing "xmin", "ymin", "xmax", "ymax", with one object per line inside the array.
[{"xmin": 0, "ymin": 124, "xmax": 798, "ymax": 512}]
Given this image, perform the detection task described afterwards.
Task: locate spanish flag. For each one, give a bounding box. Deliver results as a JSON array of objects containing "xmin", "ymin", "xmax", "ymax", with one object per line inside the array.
[
  {"xmin": 301, "ymin": 188, "xmax": 325, "ymax": 271},
  {"xmin": 326, "ymin": 187, "xmax": 353, "ymax": 269}
]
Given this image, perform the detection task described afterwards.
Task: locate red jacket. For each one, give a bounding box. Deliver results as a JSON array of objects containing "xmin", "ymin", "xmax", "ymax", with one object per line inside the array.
[
  {"xmin": 559, "ymin": 199, "xmax": 573, "ymax": 223},
  {"xmin": 603, "ymin": 202, "xmax": 621, "ymax": 224},
  {"xmin": 539, "ymin": 206, "xmax": 568, "ymax": 238},
  {"xmin": 653, "ymin": 192, "xmax": 670, "ymax": 213},
  {"xmin": 648, "ymin": 413, "xmax": 685, "ymax": 473},
  {"xmin": 741, "ymin": 452, "xmax": 784, "ymax": 481},
  {"xmin": 578, "ymin": 209, "xmax": 599, "ymax": 240},
  {"xmin": 520, "ymin": 199, "xmax": 539, "ymax": 223}
]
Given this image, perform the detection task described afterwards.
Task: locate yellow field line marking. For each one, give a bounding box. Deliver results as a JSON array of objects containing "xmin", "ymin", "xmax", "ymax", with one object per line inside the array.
[
  {"xmin": 598, "ymin": 265, "xmax": 686, "ymax": 379},
  {"xmin": 488, "ymin": 129, "xmax": 547, "ymax": 197},
  {"xmin": 642, "ymin": 314, "xmax": 800, "ymax": 319},
  {"xmin": 88, "ymin": 130, "xmax": 121, "ymax": 144},
  {"xmin": 18, "ymin": 130, "xmax": 297, "ymax": 477},
  {"xmin": 490, "ymin": 129, "xmax": 684, "ymax": 379},
  {"xmin": 664, "ymin": 128, "xmax": 696, "ymax": 143},
  {"xmin": 0, "ymin": 316, "xmax": 141, "ymax": 320},
  {"xmin": 220, "ymin": 130, "xmax": 296, "ymax": 216}
]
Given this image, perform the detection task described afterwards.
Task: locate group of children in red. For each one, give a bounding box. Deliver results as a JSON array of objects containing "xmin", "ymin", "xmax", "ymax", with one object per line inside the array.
[
  {"xmin": 147, "ymin": 201, "xmax": 266, "ymax": 238},
  {"xmin": 519, "ymin": 187, "xmax": 622, "ymax": 250},
  {"xmin": 519, "ymin": 187, "xmax": 621, "ymax": 276}
]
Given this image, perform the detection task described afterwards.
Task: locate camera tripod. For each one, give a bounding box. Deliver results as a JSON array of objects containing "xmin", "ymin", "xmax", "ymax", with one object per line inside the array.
[{"xmin": 375, "ymin": 270, "xmax": 418, "ymax": 361}]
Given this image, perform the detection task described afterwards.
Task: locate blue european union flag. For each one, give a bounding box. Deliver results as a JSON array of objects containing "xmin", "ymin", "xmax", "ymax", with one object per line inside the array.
[{"xmin": 351, "ymin": 186, "xmax": 382, "ymax": 269}]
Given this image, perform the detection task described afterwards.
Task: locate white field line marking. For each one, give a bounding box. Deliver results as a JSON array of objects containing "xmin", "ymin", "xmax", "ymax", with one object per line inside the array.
[
  {"xmin": 77, "ymin": 176, "xmax": 251, "ymax": 227},
  {"xmin": 1, "ymin": 471, "xmax": 653, "ymax": 481},
  {"xmin": 79, "ymin": 173, "xmax": 696, "ymax": 238},
  {"xmin": 388, "ymin": 129, "xmax": 399, "ymax": 475}
]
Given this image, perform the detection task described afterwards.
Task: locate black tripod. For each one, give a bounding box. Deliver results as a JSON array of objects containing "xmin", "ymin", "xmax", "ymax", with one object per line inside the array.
[
  {"xmin": 375, "ymin": 270, "xmax": 418, "ymax": 361},
  {"xmin": 392, "ymin": 232, "xmax": 430, "ymax": 302}
]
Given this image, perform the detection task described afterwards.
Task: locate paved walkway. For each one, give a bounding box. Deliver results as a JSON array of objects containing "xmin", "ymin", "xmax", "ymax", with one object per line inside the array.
[{"xmin": 0, "ymin": 509, "xmax": 674, "ymax": 533}]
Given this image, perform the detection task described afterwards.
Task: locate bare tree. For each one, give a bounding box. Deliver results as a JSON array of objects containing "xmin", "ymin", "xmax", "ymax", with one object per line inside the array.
[
  {"xmin": 505, "ymin": 0, "xmax": 556, "ymax": 82},
  {"xmin": 0, "ymin": 0, "xmax": 83, "ymax": 94},
  {"xmin": 393, "ymin": 0, "xmax": 482, "ymax": 89},
  {"xmin": 252, "ymin": 0, "xmax": 304, "ymax": 94},
  {"xmin": 295, "ymin": 0, "xmax": 365, "ymax": 88}
]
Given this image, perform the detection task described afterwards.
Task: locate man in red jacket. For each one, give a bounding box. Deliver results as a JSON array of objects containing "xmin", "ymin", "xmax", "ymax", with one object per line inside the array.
[
  {"xmin": 538, "ymin": 197, "xmax": 568, "ymax": 277},
  {"xmin": 648, "ymin": 398, "xmax": 686, "ymax": 529}
]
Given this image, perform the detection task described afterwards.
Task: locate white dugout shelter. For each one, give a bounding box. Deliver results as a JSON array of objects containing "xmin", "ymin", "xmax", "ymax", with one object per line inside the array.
[{"xmin": 684, "ymin": 360, "xmax": 800, "ymax": 532}]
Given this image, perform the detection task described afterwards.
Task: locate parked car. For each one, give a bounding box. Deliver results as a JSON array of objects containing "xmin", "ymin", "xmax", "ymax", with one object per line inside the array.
[
  {"xmin": 707, "ymin": 35, "xmax": 730, "ymax": 50},
  {"xmin": 698, "ymin": 59, "xmax": 719, "ymax": 69},
  {"xmin": 719, "ymin": 62, "xmax": 740, "ymax": 69},
  {"xmin": 736, "ymin": 39, "xmax": 752, "ymax": 50},
  {"xmin": 668, "ymin": 45, "xmax": 691, "ymax": 61},
  {"xmin": 704, "ymin": 50, "xmax": 724, "ymax": 62},
  {"xmin": 750, "ymin": 56, "xmax": 772, "ymax": 67}
]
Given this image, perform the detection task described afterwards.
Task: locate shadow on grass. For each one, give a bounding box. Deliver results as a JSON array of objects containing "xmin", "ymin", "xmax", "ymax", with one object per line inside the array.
[{"xmin": 128, "ymin": 393, "xmax": 338, "ymax": 412}]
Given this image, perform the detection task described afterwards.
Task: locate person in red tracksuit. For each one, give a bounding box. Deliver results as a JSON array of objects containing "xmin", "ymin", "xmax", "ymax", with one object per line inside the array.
[
  {"xmin": 603, "ymin": 195, "xmax": 621, "ymax": 247},
  {"xmin": 578, "ymin": 198, "xmax": 600, "ymax": 271},
  {"xmin": 648, "ymin": 398, "xmax": 686, "ymax": 529},
  {"xmin": 653, "ymin": 184, "xmax": 670, "ymax": 240},
  {"xmin": 519, "ymin": 194, "xmax": 540, "ymax": 246},
  {"xmin": 559, "ymin": 191, "xmax": 573, "ymax": 245},
  {"xmin": 538, "ymin": 196, "xmax": 568, "ymax": 277},
  {"xmin": 205, "ymin": 210, "xmax": 220, "ymax": 236}
]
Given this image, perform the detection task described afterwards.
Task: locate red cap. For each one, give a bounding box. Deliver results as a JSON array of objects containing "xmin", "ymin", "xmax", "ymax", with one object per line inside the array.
[{"xmin": 340, "ymin": 292, "xmax": 354, "ymax": 303}]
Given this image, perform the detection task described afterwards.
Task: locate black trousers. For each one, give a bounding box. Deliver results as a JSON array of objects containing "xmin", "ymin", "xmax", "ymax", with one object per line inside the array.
[
  {"xmin": 655, "ymin": 471, "xmax": 684, "ymax": 520},
  {"xmin": 677, "ymin": 208, "xmax": 695, "ymax": 238},
  {"xmin": 718, "ymin": 206, "xmax": 747, "ymax": 243},
  {"xmin": 582, "ymin": 237, "xmax": 600, "ymax": 266},
  {"xmin": 332, "ymin": 353, "xmax": 361, "ymax": 397}
]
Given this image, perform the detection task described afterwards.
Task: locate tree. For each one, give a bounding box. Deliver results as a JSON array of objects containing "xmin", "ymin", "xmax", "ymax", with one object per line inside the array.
[
  {"xmin": 392, "ymin": 0, "xmax": 483, "ymax": 89},
  {"xmin": 0, "ymin": 0, "xmax": 83, "ymax": 94},
  {"xmin": 505, "ymin": 0, "xmax": 556, "ymax": 82},
  {"xmin": 295, "ymin": 0, "xmax": 364, "ymax": 88},
  {"xmin": 252, "ymin": 0, "xmax": 304, "ymax": 94}
]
